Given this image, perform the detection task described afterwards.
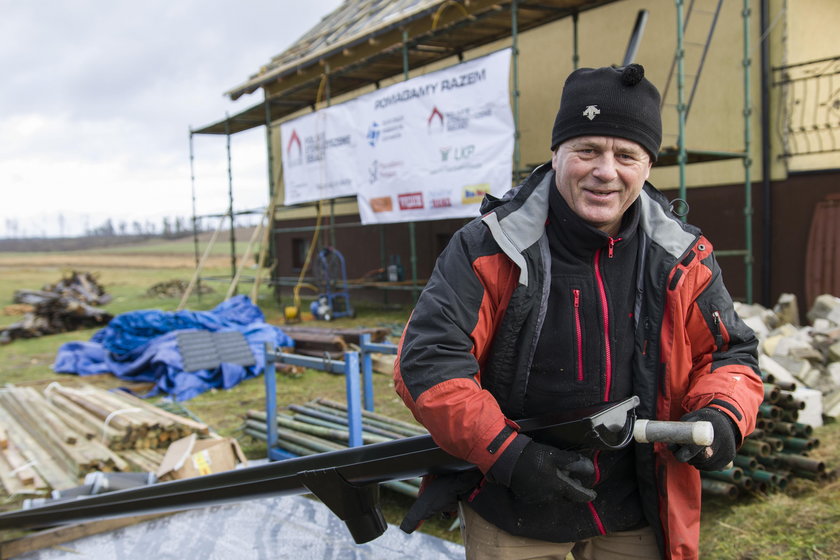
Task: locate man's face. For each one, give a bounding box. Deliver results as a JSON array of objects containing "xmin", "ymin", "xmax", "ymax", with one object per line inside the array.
[{"xmin": 551, "ymin": 135, "xmax": 652, "ymax": 237}]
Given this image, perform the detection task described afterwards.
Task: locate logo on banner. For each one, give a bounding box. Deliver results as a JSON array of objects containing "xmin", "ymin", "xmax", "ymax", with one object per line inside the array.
[
  {"xmin": 366, "ymin": 121, "xmax": 380, "ymax": 147},
  {"xmin": 462, "ymin": 183, "xmax": 491, "ymax": 204},
  {"xmin": 440, "ymin": 145, "xmax": 475, "ymax": 162},
  {"xmin": 398, "ymin": 192, "xmax": 425, "ymax": 210},
  {"xmin": 370, "ymin": 196, "xmax": 393, "ymax": 213},
  {"xmin": 429, "ymin": 189, "xmax": 453, "ymax": 208},
  {"xmin": 368, "ymin": 160, "xmax": 378, "ymax": 184},
  {"xmin": 286, "ymin": 129, "xmax": 302, "ymax": 166},
  {"xmin": 446, "ymin": 108, "xmax": 469, "ymax": 131},
  {"xmin": 427, "ymin": 107, "xmax": 444, "ymax": 133}
]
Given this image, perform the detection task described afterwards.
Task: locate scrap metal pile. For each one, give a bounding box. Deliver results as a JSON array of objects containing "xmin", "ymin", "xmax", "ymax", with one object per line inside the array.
[
  {"xmin": 0, "ymin": 271, "xmax": 113, "ymax": 344},
  {"xmin": 0, "ymin": 382, "xmax": 210, "ymax": 496},
  {"xmin": 700, "ymin": 293, "xmax": 840, "ymax": 498}
]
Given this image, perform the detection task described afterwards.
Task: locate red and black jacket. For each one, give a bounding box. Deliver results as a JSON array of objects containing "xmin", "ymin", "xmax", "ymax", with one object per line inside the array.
[{"xmin": 394, "ymin": 163, "xmax": 764, "ymax": 560}]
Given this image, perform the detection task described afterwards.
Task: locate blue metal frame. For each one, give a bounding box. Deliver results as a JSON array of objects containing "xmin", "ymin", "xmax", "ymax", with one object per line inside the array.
[
  {"xmin": 358, "ymin": 333, "xmax": 398, "ymax": 413},
  {"xmin": 264, "ymin": 345, "xmax": 366, "ymax": 461}
]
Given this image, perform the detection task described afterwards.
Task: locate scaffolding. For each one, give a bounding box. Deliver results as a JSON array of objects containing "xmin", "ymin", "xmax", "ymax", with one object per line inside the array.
[{"xmin": 190, "ymin": 0, "xmax": 757, "ymax": 304}]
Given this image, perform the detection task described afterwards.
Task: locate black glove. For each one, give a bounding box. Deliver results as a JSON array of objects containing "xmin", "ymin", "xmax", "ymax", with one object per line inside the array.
[
  {"xmin": 509, "ymin": 441, "xmax": 596, "ymax": 504},
  {"xmin": 400, "ymin": 470, "xmax": 483, "ymax": 534},
  {"xmin": 671, "ymin": 407, "xmax": 739, "ymax": 471}
]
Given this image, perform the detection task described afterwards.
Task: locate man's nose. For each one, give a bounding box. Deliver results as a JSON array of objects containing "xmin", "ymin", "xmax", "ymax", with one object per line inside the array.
[{"xmin": 591, "ymin": 155, "xmax": 618, "ymax": 182}]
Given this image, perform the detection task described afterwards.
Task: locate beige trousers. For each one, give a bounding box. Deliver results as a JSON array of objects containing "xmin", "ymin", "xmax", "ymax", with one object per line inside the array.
[{"xmin": 459, "ymin": 503, "xmax": 661, "ymax": 560}]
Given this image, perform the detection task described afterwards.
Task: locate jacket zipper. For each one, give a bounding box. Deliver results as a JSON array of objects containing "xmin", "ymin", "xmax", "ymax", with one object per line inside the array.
[
  {"xmin": 589, "ymin": 247, "xmax": 612, "ymax": 535},
  {"xmin": 712, "ymin": 310, "xmax": 729, "ymax": 350},
  {"xmin": 573, "ymin": 289, "xmax": 584, "ymax": 382},
  {"xmin": 594, "ymin": 249, "xmax": 612, "ymax": 401},
  {"xmin": 607, "ymin": 236, "xmax": 621, "ymax": 258}
]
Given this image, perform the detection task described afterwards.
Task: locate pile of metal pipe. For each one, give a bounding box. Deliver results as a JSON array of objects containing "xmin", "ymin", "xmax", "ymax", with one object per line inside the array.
[
  {"xmin": 700, "ymin": 375, "xmax": 835, "ymax": 499},
  {"xmin": 244, "ymin": 398, "xmax": 428, "ymax": 498}
]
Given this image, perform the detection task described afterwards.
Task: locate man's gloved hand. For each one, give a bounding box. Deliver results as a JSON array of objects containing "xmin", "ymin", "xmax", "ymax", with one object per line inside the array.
[
  {"xmin": 400, "ymin": 470, "xmax": 483, "ymax": 534},
  {"xmin": 509, "ymin": 441, "xmax": 596, "ymax": 503},
  {"xmin": 671, "ymin": 407, "xmax": 738, "ymax": 471}
]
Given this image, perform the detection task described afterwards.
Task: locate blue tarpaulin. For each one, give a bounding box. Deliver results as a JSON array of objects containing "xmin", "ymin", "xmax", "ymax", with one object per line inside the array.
[{"xmin": 53, "ymin": 295, "xmax": 294, "ymax": 401}]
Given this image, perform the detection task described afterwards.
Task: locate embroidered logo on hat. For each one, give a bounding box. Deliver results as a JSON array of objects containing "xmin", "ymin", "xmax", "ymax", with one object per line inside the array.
[{"xmin": 582, "ymin": 105, "xmax": 600, "ymax": 120}]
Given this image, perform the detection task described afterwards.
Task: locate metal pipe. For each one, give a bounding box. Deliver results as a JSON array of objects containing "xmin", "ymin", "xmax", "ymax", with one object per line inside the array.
[
  {"xmin": 264, "ymin": 98, "xmax": 277, "ymax": 276},
  {"xmin": 742, "ymin": 0, "xmax": 754, "ymax": 303},
  {"xmin": 188, "ymin": 130, "xmax": 202, "ymax": 304},
  {"xmin": 675, "ymin": 0, "xmax": 688, "ymax": 209},
  {"xmin": 760, "ymin": 0, "xmax": 773, "ymax": 306},
  {"xmin": 511, "ymin": 0, "xmax": 521, "ymax": 173},
  {"xmin": 225, "ymin": 114, "xmax": 238, "ymax": 283},
  {"xmin": 780, "ymin": 436, "xmax": 817, "ymax": 453},
  {"xmin": 740, "ymin": 439, "xmax": 772, "ymax": 457},
  {"xmin": 773, "ymin": 453, "xmax": 825, "ymax": 473},
  {"xmin": 701, "ymin": 467, "xmax": 744, "ymax": 484},
  {"xmin": 701, "ymin": 478, "xmax": 739, "ymax": 498},
  {"xmin": 305, "ymin": 402, "xmax": 414, "ymax": 437},
  {"xmin": 316, "ymin": 398, "xmax": 427, "ymax": 435},
  {"xmin": 402, "ymin": 28, "xmax": 419, "ymax": 303}
]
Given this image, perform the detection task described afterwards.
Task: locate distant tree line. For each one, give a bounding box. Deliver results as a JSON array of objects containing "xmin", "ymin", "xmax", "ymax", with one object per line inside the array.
[{"xmin": 2, "ymin": 215, "xmax": 211, "ymax": 240}]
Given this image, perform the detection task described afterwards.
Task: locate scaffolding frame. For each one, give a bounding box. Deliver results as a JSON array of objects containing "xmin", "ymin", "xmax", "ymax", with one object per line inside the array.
[{"xmin": 189, "ymin": 0, "xmax": 756, "ymax": 304}]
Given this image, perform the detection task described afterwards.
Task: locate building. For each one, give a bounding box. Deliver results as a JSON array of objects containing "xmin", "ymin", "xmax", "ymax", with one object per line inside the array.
[{"xmin": 193, "ymin": 0, "xmax": 840, "ymax": 313}]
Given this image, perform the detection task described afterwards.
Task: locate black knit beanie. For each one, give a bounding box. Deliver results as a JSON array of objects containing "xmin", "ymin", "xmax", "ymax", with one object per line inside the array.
[{"xmin": 550, "ymin": 64, "xmax": 662, "ymax": 161}]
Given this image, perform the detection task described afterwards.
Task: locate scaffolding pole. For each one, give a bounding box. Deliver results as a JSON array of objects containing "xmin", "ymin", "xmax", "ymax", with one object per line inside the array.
[
  {"xmin": 512, "ymin": 0, "xmax": 521, "ymax": 173},
  {"xmin": 742, "ymin": 0, "xmax": 754, "ymax": 303},
  {"xmin": 402, "ymin": 30, "xmax": 420, "ymax": 302},
  {"xmin": 188, "ymin": 130, "xmax": 203, "ymax": 304},
  {"xmin": 225, "ymin": 115, "xmax": 237, "ymax": 283}
]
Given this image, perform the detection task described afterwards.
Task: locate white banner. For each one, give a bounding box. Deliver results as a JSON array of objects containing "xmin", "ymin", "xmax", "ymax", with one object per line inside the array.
[{"xmin": 280, "ymin": 49, "xmax": 514, "ymax": 224}]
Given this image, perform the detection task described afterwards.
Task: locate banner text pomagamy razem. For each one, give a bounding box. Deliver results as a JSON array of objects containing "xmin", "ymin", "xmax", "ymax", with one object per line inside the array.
[{"xmin": 280, "ymin": 48, "xmax": 514, "ymax": 225}]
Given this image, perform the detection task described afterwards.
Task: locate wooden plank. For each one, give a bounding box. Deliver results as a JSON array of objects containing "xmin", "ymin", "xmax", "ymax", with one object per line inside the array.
[
  {"xmin": 0, "ymin": 513, "xmax": 171, "ymax": 559},
  {"xmin": 47, "ymin": 392, "xmax": 123, "ymax": 446},
  {"xmin": 0, "ymin": 449, "xmax": 27, "ymax": 495},
  {"xmin": 0, "ymin": 396, "xmax": 78, "ymax": 490},
  {"xmin": 0, "ymin": 392, "xmax": 81, "ymax": 478},
  {"xmin": 106, "ymin": 389, "xmax": 209, "ymax": 436},
  {"xmin": 16, "ymin": 387, "xmax": 80, "ymax": 445},
  {"xmin": 1, "ymin": 442, "xmax": 36, "ymax": 485}
]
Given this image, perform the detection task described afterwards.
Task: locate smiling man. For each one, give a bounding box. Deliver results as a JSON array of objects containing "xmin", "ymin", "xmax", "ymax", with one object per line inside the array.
[{"xmin": 395, "ymin": 64, "xmax": 763, "ymax": 560}]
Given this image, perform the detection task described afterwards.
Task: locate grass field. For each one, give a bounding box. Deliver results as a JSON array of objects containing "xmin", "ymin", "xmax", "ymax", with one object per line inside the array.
[{"xmin": 1, "ymin": 237, "xmax": 839, "ymax": 557}]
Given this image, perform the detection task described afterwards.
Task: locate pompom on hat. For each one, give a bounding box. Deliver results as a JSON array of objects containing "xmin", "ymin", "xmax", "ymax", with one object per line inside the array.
[{"xmin": 550, "ymin": 64, "xmax": 662, "ymax": 161}]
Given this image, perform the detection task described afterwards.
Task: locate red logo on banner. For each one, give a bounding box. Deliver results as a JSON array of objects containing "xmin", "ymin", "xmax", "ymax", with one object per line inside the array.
[
  {"xmin": 398, "ymin": 192, "xmax": 424, "ymax": 210},
  {"xmin": 427, "ymin": 106, "xmax": 444, "ymax": 130},
  {"xmin": 286, "ymin": 129, "xmax": 301, "ymax": 156}
]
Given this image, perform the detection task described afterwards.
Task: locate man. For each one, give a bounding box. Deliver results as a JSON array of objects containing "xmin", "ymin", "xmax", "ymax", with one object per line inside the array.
[{"xmin": 393, "ymin": 64, "xmax": 764, "ymax": 560}]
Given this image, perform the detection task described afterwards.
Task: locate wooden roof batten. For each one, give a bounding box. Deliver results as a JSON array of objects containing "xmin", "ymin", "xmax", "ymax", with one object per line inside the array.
[{"xmin": 193, "ymin": 0, "xmax": 617, "ymax": 136}]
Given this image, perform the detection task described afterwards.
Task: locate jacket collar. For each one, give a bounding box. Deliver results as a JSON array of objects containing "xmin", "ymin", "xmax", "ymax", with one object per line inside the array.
[
  {"xmin": 547, "ymin": 183, "xmax": 640, "ymax": 257},
  {"xmin": 480, "ymin": 162, "xmax": 700, "ymax": 285}
]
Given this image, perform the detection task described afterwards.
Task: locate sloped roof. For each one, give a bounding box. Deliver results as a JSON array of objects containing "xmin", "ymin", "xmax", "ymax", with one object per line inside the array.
[{"xmin": 194, "ymin": 0, "xmax": 617, "ymax": 135}]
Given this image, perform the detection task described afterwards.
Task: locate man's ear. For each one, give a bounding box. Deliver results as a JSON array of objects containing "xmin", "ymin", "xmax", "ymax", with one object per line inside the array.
[
  {"xmin": 551, "ymin": 149, "xmax": 560, "ymax": 171},
  {"xmin": 643, "ymin": 159, "xmax": 652, "ymax": 181}
]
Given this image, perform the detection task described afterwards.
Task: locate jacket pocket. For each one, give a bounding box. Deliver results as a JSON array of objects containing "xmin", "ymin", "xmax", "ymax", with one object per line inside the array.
[{"xmin": 711, "ymin": 310, "xmax": 731, "ymax": 352}]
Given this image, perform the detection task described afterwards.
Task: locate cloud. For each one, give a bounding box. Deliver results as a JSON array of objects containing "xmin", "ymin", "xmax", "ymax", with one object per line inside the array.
[{"xmin": 0, "ymin": 0, "xmax": 343, "ymax": 237}]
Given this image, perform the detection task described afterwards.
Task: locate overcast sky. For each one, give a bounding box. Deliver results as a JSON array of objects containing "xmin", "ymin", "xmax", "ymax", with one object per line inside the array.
[{"xmin": 1, "ymin": 0, "xmax": 344, "ymax": 238}]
